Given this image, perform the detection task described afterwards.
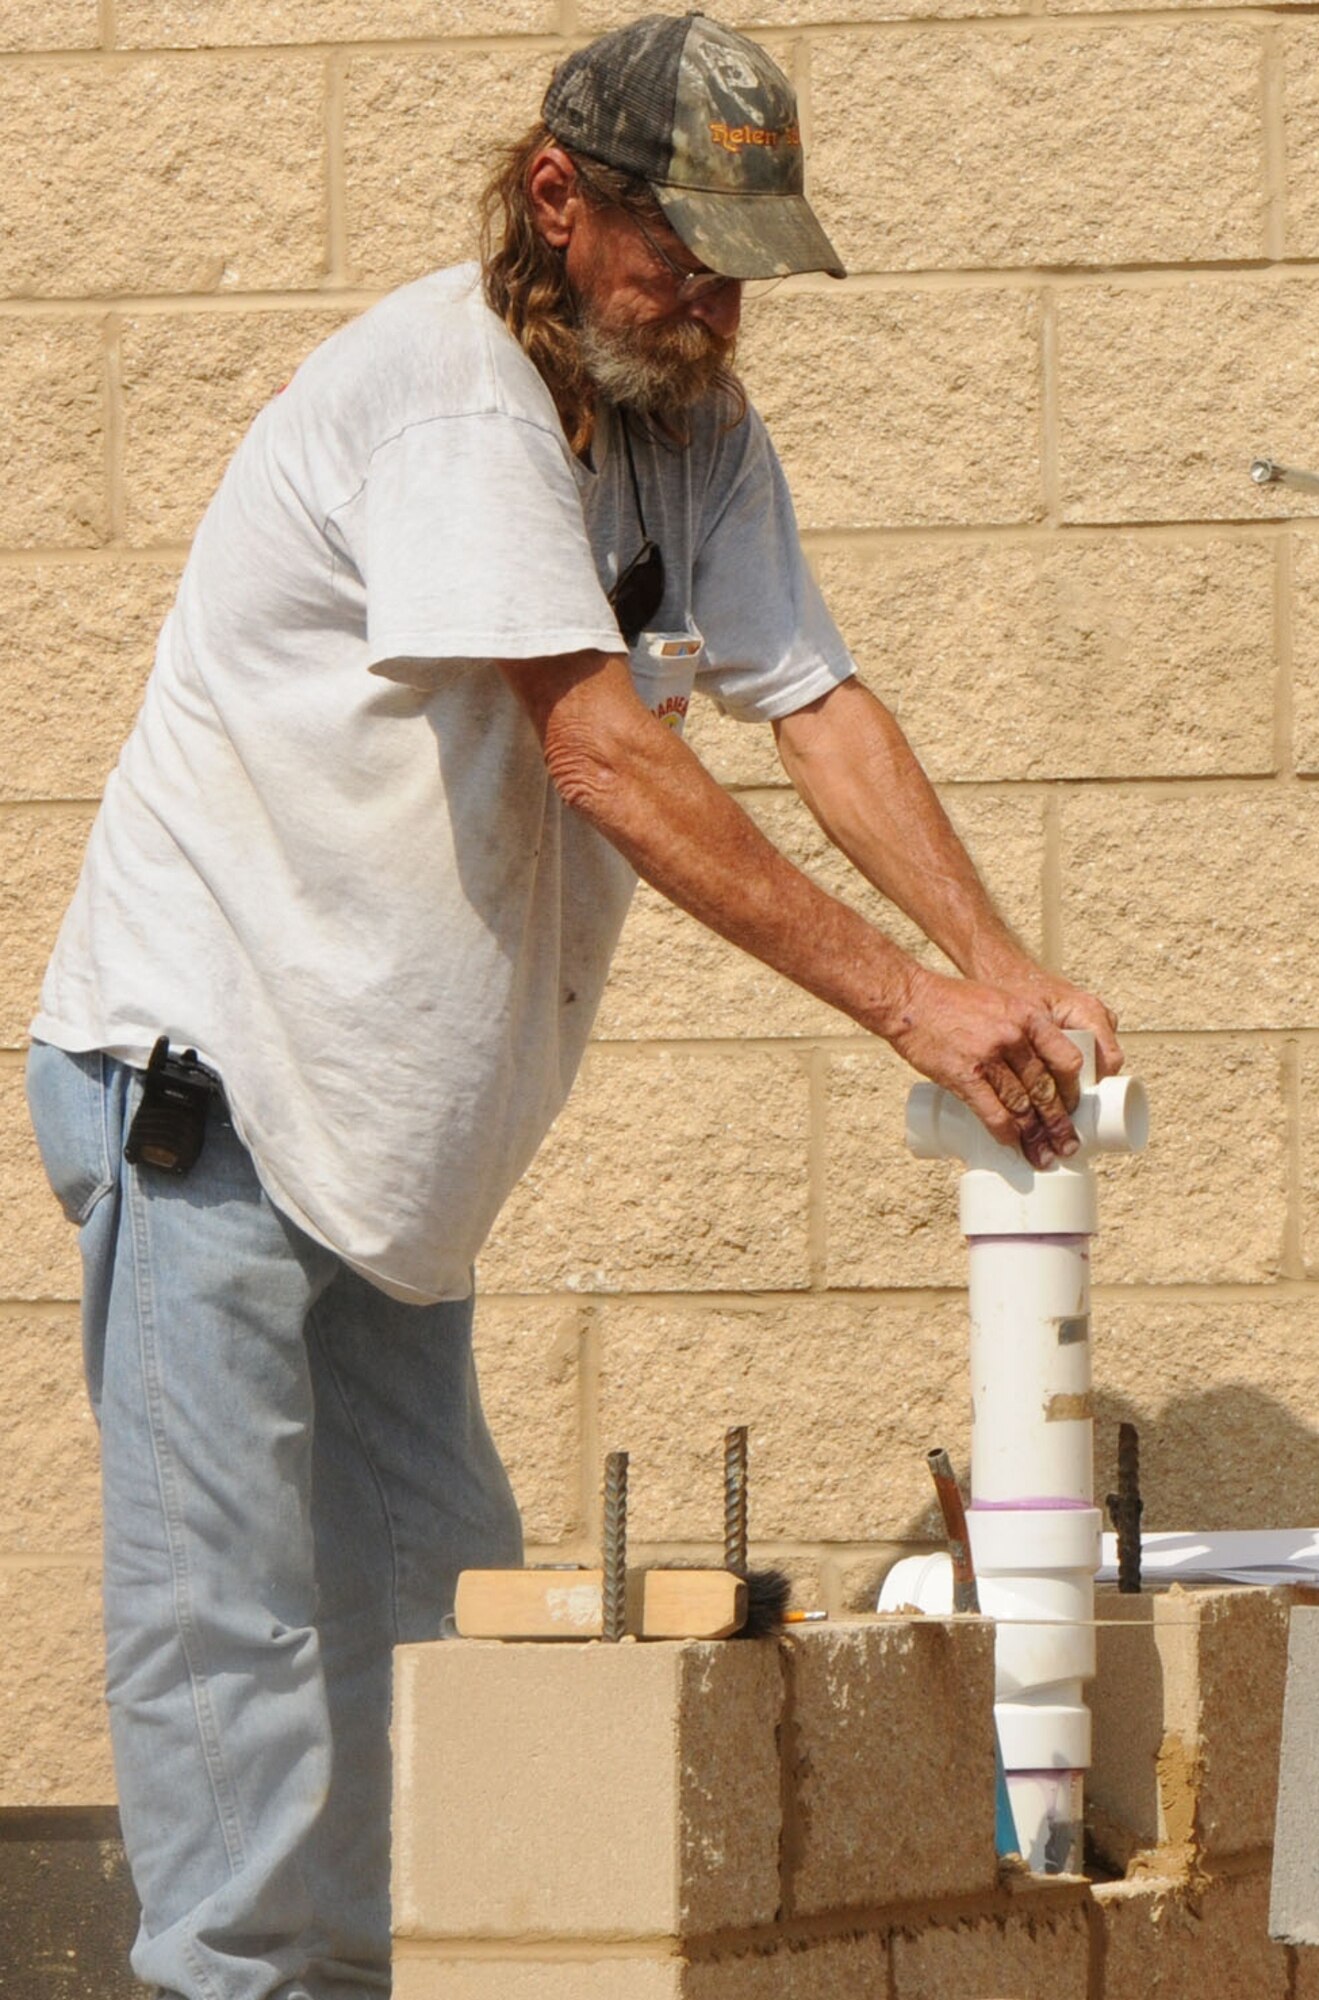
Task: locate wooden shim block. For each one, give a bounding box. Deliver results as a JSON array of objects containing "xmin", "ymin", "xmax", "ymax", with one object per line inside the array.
[{"xmin": 452, "ymin": 1568, "xmax": 749, "ymax": 1640}]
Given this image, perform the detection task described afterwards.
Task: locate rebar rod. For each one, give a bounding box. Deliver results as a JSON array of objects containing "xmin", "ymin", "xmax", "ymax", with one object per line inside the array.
[
  {"xmin": 1105, "ymin": 1422, "xmax": 1143, "ymax": 1595},
  {"xmin": 927, "ymin": 1446, "xmax": 980, "ymax": 1615},
  {"xmin": 724, "ymin": 1426, "xmax": 749, "ymax": 1578},
  {"xmin": 602, "ymin": 1450, "xmax": 629, "ymax": 1641}
]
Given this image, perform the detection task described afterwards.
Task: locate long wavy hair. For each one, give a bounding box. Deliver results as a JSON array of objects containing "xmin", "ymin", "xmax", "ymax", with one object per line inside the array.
[{"xmin": 479, "ymin": 122, "xmax": 745, "ymax": 455}]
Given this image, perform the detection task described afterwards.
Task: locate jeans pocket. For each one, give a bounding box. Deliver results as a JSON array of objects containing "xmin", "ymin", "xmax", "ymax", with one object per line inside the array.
[{"xmin": 25, "ymin": 1041, "xmax": 115, "ymax": 1225}]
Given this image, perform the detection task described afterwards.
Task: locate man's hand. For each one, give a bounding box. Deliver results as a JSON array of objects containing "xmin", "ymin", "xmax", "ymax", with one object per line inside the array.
[{"xmin": 890, "ymin": 963, "xmax": 1122, "ymax": 1169}]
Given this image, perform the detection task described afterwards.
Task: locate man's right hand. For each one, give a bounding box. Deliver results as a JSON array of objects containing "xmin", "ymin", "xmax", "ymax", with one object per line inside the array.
[{"xmin": 885, "ymin": 964, "xmax": 1117, "ymax": 1170}]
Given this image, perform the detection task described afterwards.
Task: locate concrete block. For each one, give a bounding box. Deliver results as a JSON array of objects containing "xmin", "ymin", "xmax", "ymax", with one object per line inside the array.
[
  {"xmin": 1089, "ymin": 1586, "xmax": 1291, "ymax": 1870},
  {"xmin": 115, "ymin": 0, "xmax": 555, "ymax": 42},
  {"xmin": 0, "ymin": 0, "xmax": 98, "ymax": 46},
  {"xmin": 0, "ymin": 560, "xmax": 178, "ymax": 802},
  {"xmin": 0, "ymin": 58, "xmax": 325, "ymax": 298},
  {"xmin": 786, "ymin": 1619, "xmax": 999, "ymax": 1914},
  {"xmin": 1096, "ymin": 1870, "xmax": 1289, "ymax": 1998},
  {"xmin": 1089, "ymin": 1039, "xmax": 1286, "ymax": 1285},
  {"xmin": 120, "ymin": 309, "xmax": 354, "ymax": 546},
  {"xmin": 0, "ymin": 1305, "xmax": 100, "ymax": 1558},
  {"xmin": 1057, "ymin": 788, "xmax": 1319, "ymax": 1029},
  {"xmin": 393, "ymin": 1959, "xmax": 683, "ymax": 2000},
  {"xmin": 392, "ymin": 1638, "xmax": 782, "ymax": 1940},
  {"xmin": 578, "ymin": 0, "xmax": 1023, "ymax": 23},
  {"xmin": 0, "ymin": 1816, "xmax": 139, "ymax": 2000},
  {"xmin": 739, "ymin": 289, "xmax": 1042, "ymax": 532},
  {"xmin": 0, "ymin": 807, "xmax": 95, "ymax": 1048},
  {"xmin": 344, "ymin": 50, "xmax": 549, "ymax": 289},
  {"xmin": 1093, "ymin": 1295, "xmax": 1319, "ymax": 1533},
  {"xmin": 479, "ymin": 1046, "xmax": 811, "ymax": 1295},
  {"xmin": 814, "ymin": 537, "xmax": 1276, "ymax": 783},
  {"xmin": 891, "ymin": 1894, "xmax": 1090, "ymax": 1998},
  {"xmin": 0, "ymin": 1062, "xmax": 82, "ymax": 1301},
  {"xmin": 472, "ymin": 1299, "xmax": 584, "ymax": 1546},
  {"xmin": 594, "ymin": 1296, "xmax": 970, "ymax": 1544},
  {"xmin": 1284, "ymin": 27, "xmax": 1319, "ymax": 259},
  {"xmin": 1057, "ymin": 278, "xmax": 1319, "ymax": 524},
  {"xmin": 1290, "ymin": 534, "xmax": 1319, "ymax": 775},
  {"xmin": 683, "ymin": 695, "xmax": 783, "ymax": 791},
  {"xmin": 0, "ymin": 320, "xmax": 106, "ymax": 549},
  {"xmin": 394, "ymin": 1941, "xmax": 891, "ymax": 2000},
  {"xmin": 1270, "ymin": 1604, "xmax": 1319, "ymax": 1942},
  {"xmin": 810, "ymin": 27, "xmax": 1262, "ymax": 273},
  {"xmin": 0, "ymin": 1561, "xmax": 113, "ymax": 1806},
  {"xmin": 682, "ymin": 1933, "xmax": 891, "ymax": 1997},
  {"xmin": 1297, "ymin": 1048, "xmax": 1319, "ymax": 1276}
]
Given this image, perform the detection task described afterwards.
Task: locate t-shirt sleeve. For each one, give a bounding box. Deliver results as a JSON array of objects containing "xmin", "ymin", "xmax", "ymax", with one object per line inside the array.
[
  {"xmin": 691, "ymin": 409, "xmax": 856, "ymax": 723},
  {"xmin": 361, "ymin": 409, "xmax": 625, "ymax": 683}
]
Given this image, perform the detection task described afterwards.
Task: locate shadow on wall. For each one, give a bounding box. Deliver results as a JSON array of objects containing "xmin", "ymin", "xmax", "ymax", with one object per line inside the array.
[{"xmin": 890, "ymin": 1385, "xmax": 1319, "ymax": 1548}]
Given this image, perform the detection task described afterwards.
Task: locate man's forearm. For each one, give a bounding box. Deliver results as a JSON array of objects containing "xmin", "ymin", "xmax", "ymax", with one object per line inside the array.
[
  {"xmin": 500, "ymin": 651, "xmax": 925, "ymax": 1037},
  {"xmin": 773, "ymin": 677, "xmax": 1031, "ymax": 983}
]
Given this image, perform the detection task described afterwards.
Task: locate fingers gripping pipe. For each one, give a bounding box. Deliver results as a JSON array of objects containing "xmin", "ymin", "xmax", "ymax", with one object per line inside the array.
[{"xmin": 900, "ymin": 1033, "xmax": 1148, "ymax": 1873}]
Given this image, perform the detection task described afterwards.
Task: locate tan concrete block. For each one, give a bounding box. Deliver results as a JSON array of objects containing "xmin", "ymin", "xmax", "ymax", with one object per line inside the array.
[
  {"xmin": 0, "ymin": 59, "xmax": 325, "ymax": 298},
  {"xmin": 1290, "ymin": 532, "xmax": 1319, "ymax": 773},
  {"xmin": 0, "ymin": 807, "xmax": 95, "ymax": 1047},
  {"xmin": 116, "ymin": 0, "xmax": 555, "ymax": 42},
  {"xmin": 812, "ymin": 28, "xmax": 1261, "ymax": 274},
  {"xmin": 1090, "ymin": 1038, "xmax": 1285, "ymax": 1285},
  {"xmin": 1284, "ymin": 27, "xmax": 1319, "ymax": 259},
  {"xmin": 344, "ymin": 50, "xmax": 549, "ymax": 289},
  {"xmin": 121, "ymin": 309, "xmax": 353, "ymax": 545},
  {"xmin": 472, "ymin": 1298, "xmax": 583, "ymax": 1545},
  {"xmin": 0, "ymin": 1306, "xmax": 99, "ymax": 1557},
  {"xmin": 1093, "ymin": 1295, "xmax": 1319, "ymax": 1531},
  {"xmin": 578, "ymin": 0, "xmax": 1023, "ymax": 24},
  {"xmin": 595, "ymin": 1297, "xmax": 971, "ymax": 1545},
  {"xmin": 480, "ymin": 1047, "xmax": 811, "ymax": 1294},
  {"xmin": 815, "ymin": 537, "xmax": 1276, "ymax": 782},
  {"xmin": 1090, "ymin": 1586, "xmax": 1291, "ymax": 1867},
  {"xmin": 596, "ymin": 788, "xmax": 1043, "ymax": 1042},
  {"xmin": 0, "ymin": 320, "xmax": 106, "ymax": 549},
  {"xmin": 392, "ymin": 1638, "xmax": 782, "ymax": 1939},
  {"xmin": 787, "ymin": 1619, "xmax": 998, "ymax": 1913},
  {"xmin": 891, "ymin": 1896, "xmax": 1090, "ymax": 1998},
  {"xmin": 0, "ymin": 1, "xmax": 97, "ymax": 47},
  {"xmin": 740, "ymin": 289, "xmax": 1042, "ymax": 531},
  {"xmin": 394, "ymin": 1960, "xmax": 683, "ymax": 2000},
  {"xmin": 0, "ymin": 1560, "xmax": 113, "ymax": 1806},
  {"xmin": 823, "ymin": 1048, "xmax": 975, "ymax": 1290},
  {"xmin": 1057, "ymin": 789, "xmax": 1319, "ymax": 1029},
  {"xmin": 0, "ymin": 560, "xmax": 178, "ymax": 802},
  {"xmin": 1058, "ymin": 279, "xmax": 1319, "ymax": 524},
  {"xmin": 832, "ymin": 1545, "xmax": 920, "ymax": 1614},
  {"xmin": 682, "ymin": 1934, "xmax": 890, "ymax": 1998},
  {"xmin": 0, "ymin": 1062, "xmax": 81, "ymax": 1300},
  {"xmin": 1297, "ymin": 1047, "xmax": 1319, "ymax": 1275},
  {"xmin": 684, "ymin": 693, "xmax": 784, "ymax": 790},
  {"xmin": 1095, "ymin": 1870, "xmax": 1289, "ymax": 1998}
]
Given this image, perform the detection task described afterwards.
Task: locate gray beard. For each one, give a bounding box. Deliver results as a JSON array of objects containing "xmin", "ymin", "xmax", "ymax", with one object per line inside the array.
[{"xmin": 574, "ymin": 308, "xmax": 735, "ymax": 416}]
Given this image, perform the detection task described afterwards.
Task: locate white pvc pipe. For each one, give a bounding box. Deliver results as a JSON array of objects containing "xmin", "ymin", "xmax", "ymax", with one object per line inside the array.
[{"xmin": 894, "ymin": 1031, "xmax": 1147, "ymax": 1874}]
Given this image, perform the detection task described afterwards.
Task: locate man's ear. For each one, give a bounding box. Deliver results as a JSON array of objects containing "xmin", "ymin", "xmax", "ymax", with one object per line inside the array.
[{"xmin": 527, "ymin": 145, "xmax": 583, "ymax": 249}]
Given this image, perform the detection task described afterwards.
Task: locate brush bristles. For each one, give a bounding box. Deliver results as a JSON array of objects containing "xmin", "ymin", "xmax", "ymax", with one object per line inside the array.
[{"xmin": 740, "ymin": 1565, "xmax": 792, "ymax": 1638}]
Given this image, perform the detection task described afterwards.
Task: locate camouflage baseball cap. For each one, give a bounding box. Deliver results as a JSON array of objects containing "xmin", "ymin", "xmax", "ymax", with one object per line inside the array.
[{"xmin": 542, "ymin": 12, "xmax": 845, "ymax": 282}]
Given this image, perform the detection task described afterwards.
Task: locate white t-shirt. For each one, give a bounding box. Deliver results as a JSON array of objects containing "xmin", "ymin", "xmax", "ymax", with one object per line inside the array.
[{"xmin": 35, "ymin": 264, "xmax": 855, "ymax": 1302}]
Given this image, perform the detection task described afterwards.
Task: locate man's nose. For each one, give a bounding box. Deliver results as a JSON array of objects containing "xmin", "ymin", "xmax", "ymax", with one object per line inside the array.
[{"xmin": 687, "ymin": 281, "xmax": 742, "ymax": 338}]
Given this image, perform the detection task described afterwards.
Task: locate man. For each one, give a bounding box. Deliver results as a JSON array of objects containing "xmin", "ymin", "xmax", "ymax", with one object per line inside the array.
[{"xmin": 26, "ymin": 14, "xmax": 1120, "ymax": 1998}]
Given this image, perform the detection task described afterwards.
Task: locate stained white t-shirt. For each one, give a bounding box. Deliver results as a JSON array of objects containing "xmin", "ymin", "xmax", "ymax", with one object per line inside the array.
[{"xmin": 35, "ymin": 263, "xmax": 855, "ymax": 1302}]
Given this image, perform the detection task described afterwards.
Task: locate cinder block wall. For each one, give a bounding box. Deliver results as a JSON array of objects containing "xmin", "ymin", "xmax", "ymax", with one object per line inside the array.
[{"xmin": 4, "ymin": 0, "xmax": 1317, "ymax": 1808}]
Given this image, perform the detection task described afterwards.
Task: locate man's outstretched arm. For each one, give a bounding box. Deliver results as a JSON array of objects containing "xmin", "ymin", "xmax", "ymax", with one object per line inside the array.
[{"xmin": 499, "ymin": 649, "xmax": 1116, "ymax": 1169}]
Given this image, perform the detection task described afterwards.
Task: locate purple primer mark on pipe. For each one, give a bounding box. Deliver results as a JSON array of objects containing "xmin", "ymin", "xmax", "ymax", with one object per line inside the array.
[{"xmin": 969, "ymin": 1497, "xmax": 1094, "ymax": 1511}]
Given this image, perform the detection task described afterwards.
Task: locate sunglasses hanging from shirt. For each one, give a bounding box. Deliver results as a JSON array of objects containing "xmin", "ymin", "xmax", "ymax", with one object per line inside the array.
[{"xmin": 607, "ymin": 413, "xmax": 666, "ymax": 645}]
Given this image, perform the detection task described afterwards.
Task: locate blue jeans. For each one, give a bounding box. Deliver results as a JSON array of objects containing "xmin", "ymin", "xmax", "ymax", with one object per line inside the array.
[{"xmin": 25, "ymin": 1042, "xmax": 522, "ymax": 2000}]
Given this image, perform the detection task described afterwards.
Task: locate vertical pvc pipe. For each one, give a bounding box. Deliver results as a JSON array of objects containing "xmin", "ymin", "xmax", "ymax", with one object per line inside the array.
[{"xmin": 904, "ymin": 1033, "xmax": 1148, "ymax": 1874}]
